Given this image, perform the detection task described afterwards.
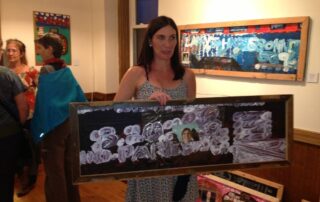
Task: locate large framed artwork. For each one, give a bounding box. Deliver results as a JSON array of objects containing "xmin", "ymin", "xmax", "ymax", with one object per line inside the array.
[
  {"xmin": 70, "ymin": 95, "xmax": 293, "ymax": 183},
  {"xmin": 33, "ymin": 11, "xmax": 71, "ymax": 65},
  {"xmin": 179, "ymin": 16, "xmax": 310, "ymax": 81}
]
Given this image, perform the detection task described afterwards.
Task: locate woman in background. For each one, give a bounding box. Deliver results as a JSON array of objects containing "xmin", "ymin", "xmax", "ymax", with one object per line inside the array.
[
  {"xmin": 6, "ymin": 39, "xmax": 39, "ymax": 197},
  {"xmin": 0, "ymin": 66, "xmax": 28, "ymax": 202},
  {"xmin": 114, "ymin": 16, "xmax": 198, "ymax": 202},
  {"xmin": 6, "ymin": 39, "xmax": 39, "ymax": 119},
  {"xmin": 0, "ymin": 39, "xmax": 4, "ymax": 65},
  {"xmin": 32, "ymin": 33, "xmax": 86, "ymax": 202}
]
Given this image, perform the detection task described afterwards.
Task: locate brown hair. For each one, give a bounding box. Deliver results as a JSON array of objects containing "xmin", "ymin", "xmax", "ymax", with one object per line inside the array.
[
  {"xmin": 6, "ymin": 39, "xmax": 28, "ymax": 65},
  {"xmin": 35, "ymin": 33, "xmax": 63, "ymax": 58}
]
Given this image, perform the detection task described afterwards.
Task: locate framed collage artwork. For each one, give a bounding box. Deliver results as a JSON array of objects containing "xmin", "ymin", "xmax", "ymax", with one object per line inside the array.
[
  {"xmin": 179, "ymin": 16, "xmax": 310, "ymax": 81},
  {"xmin": 69, "ymin": 94, "xmax": 293, "ymax": 183}
]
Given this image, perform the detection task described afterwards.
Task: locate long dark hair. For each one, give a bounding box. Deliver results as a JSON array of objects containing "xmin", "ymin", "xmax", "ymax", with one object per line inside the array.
[{"xmin": 137, "ymin": 16, "xmax": 185, "ymax": 80}]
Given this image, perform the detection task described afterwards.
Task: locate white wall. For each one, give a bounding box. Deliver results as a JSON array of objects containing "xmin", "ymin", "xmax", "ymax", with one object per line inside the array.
[
  {"xmin": 104, "ymin": 0, "xmax": 118, "ymax": 93},
  {"xmin": 135, "ymin": 0, "xmax": 320, "ymax": 132},
  {"xmin": 1, "ymin": 0, "xmax": 319, "ymax": 133},
  {"xmin": 0, "ymin": 0, "xmax": 119, "ymax": 94},
  {"xmin": 91, "ymin": 0, "xmax": 107, "ymax": 93}
]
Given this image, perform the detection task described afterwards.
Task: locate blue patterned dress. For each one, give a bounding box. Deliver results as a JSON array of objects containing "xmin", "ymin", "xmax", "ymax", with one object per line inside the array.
[{"xmin": 125, "ymin": 80, "xmax": 199, "ymax": 202}]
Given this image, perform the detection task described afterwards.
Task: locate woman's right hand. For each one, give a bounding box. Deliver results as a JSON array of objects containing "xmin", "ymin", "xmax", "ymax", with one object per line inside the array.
[{"xmin": 149, "ymin": 91, "xmax": 171, "ymax": 105}]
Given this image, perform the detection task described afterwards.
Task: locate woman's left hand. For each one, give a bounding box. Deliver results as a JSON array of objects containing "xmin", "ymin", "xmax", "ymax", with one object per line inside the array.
[{"xmin": 149, "ymin": 91, "xmax": 172, "ymax": 105}]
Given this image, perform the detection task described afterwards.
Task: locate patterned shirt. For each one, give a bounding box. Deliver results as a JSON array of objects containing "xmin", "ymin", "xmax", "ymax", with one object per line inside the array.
[{"xmin": 17, "ymin": 66, "xmax": 39, "ymax": 118}]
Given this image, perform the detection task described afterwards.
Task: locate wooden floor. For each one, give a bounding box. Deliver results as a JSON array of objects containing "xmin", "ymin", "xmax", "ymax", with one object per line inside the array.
[{"xmin": 14, "ymin": 164, "xmax": 127, "ymax": 202}]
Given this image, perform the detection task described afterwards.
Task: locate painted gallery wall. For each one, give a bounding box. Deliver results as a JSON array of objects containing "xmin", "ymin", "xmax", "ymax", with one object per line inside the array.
[
  {"xmin": 1, "ymin": 0, "xmax": 319, "ymax": 134},
  {"xmin": 150, "ymin": 0, "xmax": 319, "ymax": 133},
  {"xmin": 0, "ymin": 0, "xmax": 119, "ymax": 93}
]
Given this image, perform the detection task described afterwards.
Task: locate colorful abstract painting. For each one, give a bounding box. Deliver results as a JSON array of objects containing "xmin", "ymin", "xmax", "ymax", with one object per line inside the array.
[
  {"xmin": 179, "ymin": 17, "xmax": 309, "ymax": 81},
  {"xmin": 33, "ymin": 11, "xmax": 71, "ymax": 65}
]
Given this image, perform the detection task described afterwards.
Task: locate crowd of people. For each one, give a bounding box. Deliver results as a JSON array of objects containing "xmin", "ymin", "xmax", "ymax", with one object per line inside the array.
[
  {"xmin": 0, "ymin": 33, "xmax": 86, "ymax": 202},
  {"xmin": 0, "ymin": 15, "xmax": 199, "ymax": 202}
]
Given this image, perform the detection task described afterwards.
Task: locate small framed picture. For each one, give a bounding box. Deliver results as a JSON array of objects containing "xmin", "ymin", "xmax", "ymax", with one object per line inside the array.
[
  {"xmin": 197, "ymin": 170, "xmax": 284, "ymax": 202},
  {"xmin": 181, "ymin": 51, "xmax": 190, "ymax": 64}
]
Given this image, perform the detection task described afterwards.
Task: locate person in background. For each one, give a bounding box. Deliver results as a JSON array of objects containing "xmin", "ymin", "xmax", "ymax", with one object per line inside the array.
[
  {"xmin": 114, "ymin": 16, "xmax": 198, "ymax": 202},
  {"xmin": 31, "ymin": 33, "xmax": 86, "ymax": 202},
  {"xmin": 5, "ymin": 38, "xmax": 40, "ymax": 197},
  {"xmin": 0, "ymin": 65, "xmax": 28, "ymax": 202},
  {"xmin": 6, "ymin": 39, "xmax": 39, "ymax": 119},
  {"xmin": 0, "ymin": 39, "xmax": 4, "ymax": 65}
]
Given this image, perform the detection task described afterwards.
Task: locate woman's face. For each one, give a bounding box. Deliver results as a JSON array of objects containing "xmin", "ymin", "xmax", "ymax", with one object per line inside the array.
[
  {"xmin": 35, "ymin": 43, "xmax": 53, "ymax": 61},
  {"xmin": 151, "ymin": 25, "xmax": 177, "ymax": 61},
  {"xmin": 182, "ymin": 129, "xmax": 192, "ymax": 143},
  {"xmin": 6, "ymin": 42, "xmax": 23, "ymax": 64}
]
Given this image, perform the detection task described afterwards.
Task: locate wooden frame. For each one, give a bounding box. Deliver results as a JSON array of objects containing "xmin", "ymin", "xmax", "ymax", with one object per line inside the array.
[
  {"xmin": 179, "ymin": 16, "xmax": 309, "ymax": 81},
  {"xmin": 198, "ymin": 170, "xmax": 284, "ymax": 202},
  {"xmin": 70, "ymin": 94, "xmax": 293, "ymax": 183}
]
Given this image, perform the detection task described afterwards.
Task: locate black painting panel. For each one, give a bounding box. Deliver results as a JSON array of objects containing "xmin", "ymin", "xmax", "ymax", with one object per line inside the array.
[{"xmin": 70, "ymin": 95, "xmax": 292, "ymax": 183}]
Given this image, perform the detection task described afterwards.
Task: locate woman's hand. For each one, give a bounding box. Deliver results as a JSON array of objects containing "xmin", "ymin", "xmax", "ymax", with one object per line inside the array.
[{"xmin": 149, "ymin": 91, "xmax": 172, "ymax": 105}]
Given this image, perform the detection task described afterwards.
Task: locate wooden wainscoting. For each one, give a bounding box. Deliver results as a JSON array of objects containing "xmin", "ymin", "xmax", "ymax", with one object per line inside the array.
[
  {"xmin": 245, "ymin": 129, "xmax": 320, "ymax": 202},
  {"xmin": 294, "ymin": 128, "xmax": 320, "ymax": 146},
  {"xmin": 14, "ymin": 129, "xmax": 319, "ymax": 202},
  {"xmin": 85, "ymin": 92, "xmax": 116, "ymax": 101}
]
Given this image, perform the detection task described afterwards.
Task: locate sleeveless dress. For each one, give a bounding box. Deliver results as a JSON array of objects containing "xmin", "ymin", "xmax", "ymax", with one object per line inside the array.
[{"xmin": 125, "ymin": 80, "xmax": 199, "ymax": 202}]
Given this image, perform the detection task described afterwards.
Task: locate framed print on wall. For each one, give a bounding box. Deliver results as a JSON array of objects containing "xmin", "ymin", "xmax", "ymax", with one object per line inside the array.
[
  {"xmin": 33, "ymin": 11, "xmax": 71, "ymax": 65},
  {"xmin": 179, "ymin": 16, "xmax": 310, "ymax": 81}
]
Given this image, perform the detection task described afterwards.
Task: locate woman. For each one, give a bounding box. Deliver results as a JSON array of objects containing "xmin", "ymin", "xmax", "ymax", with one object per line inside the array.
[
  {"xmin": 114, "ymin": 16, "xmax": 197, "ymax": 202},
  {"xmin": 6, "ymin": 39, "xmax": 39, "ymax": 119},
  {"xmin": 0, "ymin": 39, "xmax": 4, "ymax": 65},
  {"xmin": 6, "ymin": 39, "xmax": 39, "ymax": 197},
  {"xmin": 31, "ymin": 33, "xmax": 86, "ymax": 202}
]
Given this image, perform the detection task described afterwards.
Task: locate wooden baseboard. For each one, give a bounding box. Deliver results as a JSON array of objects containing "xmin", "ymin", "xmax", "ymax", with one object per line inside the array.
[
  {"xmin": 294, "ymin": 128, "xmax": 320, "ymax": 147},
  {"xmin": 84, "ymin": 92, "xmax": 116, "ymax": 101}
]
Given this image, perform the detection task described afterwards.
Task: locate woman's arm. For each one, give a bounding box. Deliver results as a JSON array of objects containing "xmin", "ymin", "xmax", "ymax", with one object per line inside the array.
[
  {"xmin": 14, "ymin": 93, "xmax": 28, "ymax": 124},
  {"xmin": 113, "ymin": 66, "xmax": 144, "ymax": 101}
]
